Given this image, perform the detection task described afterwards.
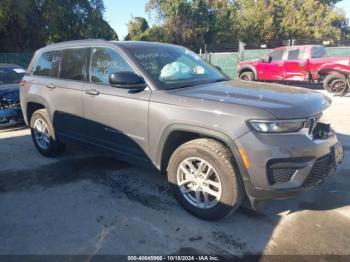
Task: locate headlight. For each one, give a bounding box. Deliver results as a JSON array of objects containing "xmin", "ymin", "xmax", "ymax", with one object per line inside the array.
[{"xmin": 248, "ymin": 119, "xmax": 305, "ymax": 133}]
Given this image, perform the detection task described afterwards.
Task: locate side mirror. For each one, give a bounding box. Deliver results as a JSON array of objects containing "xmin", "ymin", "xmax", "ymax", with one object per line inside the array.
[
  {"xmin": 261, "ymin": 56, "xmax": 272, "ymax": 63},
  {"xmin": 109, "ymin": 71, "xmax": 147, "ymax": 90}
]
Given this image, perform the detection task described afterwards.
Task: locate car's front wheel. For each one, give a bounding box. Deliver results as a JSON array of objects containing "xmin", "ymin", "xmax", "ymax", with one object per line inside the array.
[
  {"xmin": 167, "ymin": 139, "xmax": 244, "ymax": 220},
  {"xmin": 30, "ymin": 109, "xmax": 65, "ymax": 157}
]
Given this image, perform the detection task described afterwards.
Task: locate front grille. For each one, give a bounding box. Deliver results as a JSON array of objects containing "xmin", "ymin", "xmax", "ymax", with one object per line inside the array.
[{"xmin": 303, "ymin": 153, "xmax": 334, "ymax": 188}]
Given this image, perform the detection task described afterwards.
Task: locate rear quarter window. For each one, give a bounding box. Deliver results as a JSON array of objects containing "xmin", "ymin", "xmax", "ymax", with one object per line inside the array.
[{"xmin": 32, "ymin": 52, "xmax": 55, "ymax": 77}]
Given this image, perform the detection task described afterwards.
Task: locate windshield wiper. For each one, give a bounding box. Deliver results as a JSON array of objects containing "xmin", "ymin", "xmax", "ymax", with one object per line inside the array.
[
  {"xmin": 212, "ymin": 78, "xmax": 227, "ymax": 83},
  {"xmin": 166, "ymin": 78, "xmax": 227, "ymax": 90},
  {"xmin": 166, "ymin": 83, "xmax": 197, "ymax": 90}
]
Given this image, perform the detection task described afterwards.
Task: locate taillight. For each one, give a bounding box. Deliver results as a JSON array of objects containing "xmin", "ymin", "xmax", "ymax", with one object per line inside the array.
[{"xmin": 20, "ymin": 80, "xmax": 27, "ymax": 88}]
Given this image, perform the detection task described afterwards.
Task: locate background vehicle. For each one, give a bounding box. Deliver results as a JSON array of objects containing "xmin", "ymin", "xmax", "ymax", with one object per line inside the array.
[
  {"xmin": 0, "ymin": 64, "xmax": 25, "ymax": 127},
  {"xmin": 238, "ymin": 45, "xmax": 350, "ymax": 96},
  {"xmin": 21, "ymin": 40, "xmax": 343, "ymax": 220}
]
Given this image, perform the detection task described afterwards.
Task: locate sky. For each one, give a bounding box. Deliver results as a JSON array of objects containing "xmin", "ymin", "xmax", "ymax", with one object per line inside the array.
[
  {"xmin": 104, "ymin": 0, "xmax": 350, "ymax": 40},
  {"xmin": 337, "ymin": 0, "xmax": 350, "ymax": 17},
  {"xmin": 104, "ymin": 0, "xmax": 149, "ymax": 39}
]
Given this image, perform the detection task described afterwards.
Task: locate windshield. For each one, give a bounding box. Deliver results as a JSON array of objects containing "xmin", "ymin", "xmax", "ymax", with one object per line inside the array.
[
  {"xmin": 128, "ymin": 45, "xmax": 227, "ymax": 89},
  {"xmin": 0, "ymin": 67, "xmax": 25, "ymax": 85}
]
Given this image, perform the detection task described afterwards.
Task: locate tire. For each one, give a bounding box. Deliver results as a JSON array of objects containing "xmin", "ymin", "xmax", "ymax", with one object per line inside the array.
[
  {"xmin": 30, "ymin": 109, "xmax": 65, "ymax": 157},
  {"xmin": 323, "ymin": 73, "xmax": 348, "ymax": 96},
  {"xmin": 167, "ymin": 138, "xmax": 244, "ymax": 220},
  {"xmin": 239, "ymin": 71, "xmax": 255, "ymax": 81}
]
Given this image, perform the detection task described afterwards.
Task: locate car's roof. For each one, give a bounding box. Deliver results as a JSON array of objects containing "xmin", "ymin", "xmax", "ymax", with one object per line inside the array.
[
  {"xmin": 112, "ymin": 40, "xmax": 180, "ymax": 49},
  {"xmin": 40, "ymin": 39, "xmax": 181, "ymax": 52},
  {"xmin": 0, "ymin": 64, "xmax": 22, "ymax": 68}
]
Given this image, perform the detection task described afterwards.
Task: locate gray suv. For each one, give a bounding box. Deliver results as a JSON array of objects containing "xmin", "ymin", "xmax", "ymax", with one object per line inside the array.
[{"xmin": 21, "ymin": 40, "xmax": 344, "ymax": 220}]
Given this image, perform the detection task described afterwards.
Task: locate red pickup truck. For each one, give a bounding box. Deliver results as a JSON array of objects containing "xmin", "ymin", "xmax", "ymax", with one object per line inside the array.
[{"xmin": 238, "ymin": 45, "xmax": 350, "ymax": 95}]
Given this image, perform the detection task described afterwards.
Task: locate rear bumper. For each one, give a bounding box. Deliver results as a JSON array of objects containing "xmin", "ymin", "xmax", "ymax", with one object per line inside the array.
[{"xmin": 234, "ymin": 129, "xmax": 342, "ymax": 201}]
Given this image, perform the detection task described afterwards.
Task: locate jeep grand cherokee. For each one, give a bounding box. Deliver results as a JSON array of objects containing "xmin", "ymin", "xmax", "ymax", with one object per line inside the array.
[{"xmin": 20, "ymin": 40, "xmax": 344, "ymax": 220}]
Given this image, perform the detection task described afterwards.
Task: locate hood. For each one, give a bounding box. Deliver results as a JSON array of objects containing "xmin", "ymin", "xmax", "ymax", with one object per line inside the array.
[
  {"xmin": 167, "ymin": 80, "xmax": 331, "ymax": 119},
  {"xmin": 0, "ymin": 83, "xmax": 20, "ymax": 102}
]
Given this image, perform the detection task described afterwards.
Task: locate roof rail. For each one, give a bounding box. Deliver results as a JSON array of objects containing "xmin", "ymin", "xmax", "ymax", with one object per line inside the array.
[{"xmin": 46, "ymin": 39, "xmax": 108, "ymax": 46}]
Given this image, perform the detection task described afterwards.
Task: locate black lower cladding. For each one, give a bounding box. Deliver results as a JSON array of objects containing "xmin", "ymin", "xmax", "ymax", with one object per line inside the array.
[
  {"xmin": 267, "ymin": 153, "xmax": 335, "ymax": 187},
  {"xmin": 303, "ymin": 153, "xmax": 335, "ymax": 188},
  {"xmin": 270, "ymin": 168, "xmax": 296, "ymax": 184}
]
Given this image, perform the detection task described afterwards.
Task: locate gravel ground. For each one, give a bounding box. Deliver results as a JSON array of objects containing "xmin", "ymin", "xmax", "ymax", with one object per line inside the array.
[{"xmin": 0, "ymin": 91, "xmax": 349, "ymax": 256}]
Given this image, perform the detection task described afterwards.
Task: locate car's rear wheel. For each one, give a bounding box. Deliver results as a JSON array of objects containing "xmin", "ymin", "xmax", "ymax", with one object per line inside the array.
[
  {"xmin": 239, "ymin": 71, "xmax": 254, "ymax": 81},
  {"xmin": 30, "ymin": 109, "xmax": 65, "ymax": 157},
  {"xmin": 323, "ymin": 73, "xmax": 348, "ymax": 96},
  {"xmin": 167, "ymin": 139, "xmax": 244, "ymax": 220}
]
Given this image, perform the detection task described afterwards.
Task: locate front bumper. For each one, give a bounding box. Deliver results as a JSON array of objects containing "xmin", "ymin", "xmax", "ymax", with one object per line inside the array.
[
  {"xmin": 0, "ymin": 107, "xmax": 23, "ymax": 127},
  {"xmin": 235, "ymin": 128, "xmax": 343, "ymax": 200}
]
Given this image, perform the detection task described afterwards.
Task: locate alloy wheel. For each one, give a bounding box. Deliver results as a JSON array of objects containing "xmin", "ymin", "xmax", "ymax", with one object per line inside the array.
[
  {"xmin": 176, "ymin": 157, "xmax": 222, "ymax": 209},
  {"xmin": 33, "ymin": 118, "xmax": 51, "ymax": 150}
]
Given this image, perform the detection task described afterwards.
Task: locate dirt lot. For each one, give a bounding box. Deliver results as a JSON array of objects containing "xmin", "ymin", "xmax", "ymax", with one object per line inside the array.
[{"xmin": 0, "ymin": 91, "xmax": 349, "ymax": 256}]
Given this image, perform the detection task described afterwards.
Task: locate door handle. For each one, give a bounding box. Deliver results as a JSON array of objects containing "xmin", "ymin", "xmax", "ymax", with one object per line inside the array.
[
  {"xmin": 46, "ymin": 83, "xmax": 56, "ymax": 89},
  {"xmin": 85, "ymin": 89, "xmax": 100, "ymax": 96}
]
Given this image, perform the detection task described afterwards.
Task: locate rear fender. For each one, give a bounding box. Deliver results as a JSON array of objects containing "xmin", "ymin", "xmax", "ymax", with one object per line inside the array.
[
  {"xmin": 315, "ymin": 62, "xmax": 350, "ymax": 79},
  {"xmin": 23, "ymin": 96, "xmax": 51, "ymax": 125}
]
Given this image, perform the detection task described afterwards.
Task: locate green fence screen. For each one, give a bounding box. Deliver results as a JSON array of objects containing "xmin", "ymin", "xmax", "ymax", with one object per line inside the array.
[{"xmin": 0, "ymin": 53, "xmax": 33, "ymax": 68}]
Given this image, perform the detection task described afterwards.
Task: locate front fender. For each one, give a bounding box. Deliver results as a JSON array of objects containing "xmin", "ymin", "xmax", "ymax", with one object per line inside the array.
[{"xmin": 155, "ymin": 123, "xmax": 250, "ymax": 179}]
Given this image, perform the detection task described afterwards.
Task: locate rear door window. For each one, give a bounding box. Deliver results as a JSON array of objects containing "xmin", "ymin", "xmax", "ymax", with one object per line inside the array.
[
  {"xmin": 89, "ymin": 47, "xmax": 134, "ymax": 85},
  {"xmin": 287, "ymin": 48, "xmax": 305, "ymax": 60},
  {"xmin": 287, "ymin": 49, "xmax": 299, "ymax": 60},
  {"xmin": 60, "ymin": 48, "xmax": 88, "ymax": 81},
  {"xmin": 32, "ymin": 51, "xmax": 55, "ymax": 77}
]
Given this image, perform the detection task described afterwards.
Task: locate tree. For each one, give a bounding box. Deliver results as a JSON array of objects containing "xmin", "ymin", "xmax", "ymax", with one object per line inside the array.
[
  {"xmin": 144, "ymin": 0, "xmax": 349, "ymax": 49},
  {"xmin": 144, "ymin": 0, "xmax": 238, "ymax": 49},
  {"xmin": 0, "ymin": 0, "xmax": 46, "ymax": 52},
  {"xmin": 234, "ymin": 0, "xmax": 348, "ymax": 46},
  {"xmin": 0, "ymin": 0, "xmax": 118, "ymax": 52},
  {"xmin": 139, "ymin": 26, "xmax": 169, "ymax": 42},
  {"xmin": 125, "ymin": 17, "xmax": 149, "ymax": 40}
]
